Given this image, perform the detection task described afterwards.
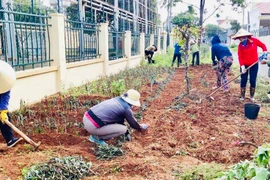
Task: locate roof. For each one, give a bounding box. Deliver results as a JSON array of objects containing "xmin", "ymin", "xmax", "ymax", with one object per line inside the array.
[
  {"xmin": 217, "ymin": 19, "xmax": 235, "ymax": 25},
  {"xmin": 253, "ymin": 2, "xmax": 270, "ymax": 15}
]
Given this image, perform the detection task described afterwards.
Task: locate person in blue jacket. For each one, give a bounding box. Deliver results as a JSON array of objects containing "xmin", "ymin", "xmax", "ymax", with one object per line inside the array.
[
  {"xmin": 172, "ymin": 43, "xmax": 182, "ymax": 67},
  {"xmin": 0, "ymin": 91, "xmax": 22, "ymax": 147},
  {"xmin": 211, "ymin": 35, "xmax": 233, "ymax": 91}
]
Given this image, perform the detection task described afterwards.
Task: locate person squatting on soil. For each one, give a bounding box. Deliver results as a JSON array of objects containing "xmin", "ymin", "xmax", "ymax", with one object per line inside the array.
[
  {"xmin": 145, "ymin": 45, "xmax": 157, "ymax": 64},
  {"xmin": 82, "ymin": 89, "xmax": 149, "ymax": 146},
  {"xmin": 233, "ymin": 28, "xmax": 268, "ymax": 101},
  {"xmin": 190, "ymin": 41, "xmax": 200, "ymax": 66},
  {"xmin": 211, "ymin": 35, "xmax": 233, "ymax": 91},
  {"xmin": 0, "ymin": 61, "xmax": 23, "ymax": 148},
  {"xmin": 172, "ymin": 42, "xmax": 182, "ymax": 67}
]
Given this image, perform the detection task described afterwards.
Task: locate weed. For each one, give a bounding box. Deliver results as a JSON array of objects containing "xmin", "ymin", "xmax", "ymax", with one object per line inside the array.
[{"xmin": 95, "ymin": 145, "xmax": 124, "ymax": 160}]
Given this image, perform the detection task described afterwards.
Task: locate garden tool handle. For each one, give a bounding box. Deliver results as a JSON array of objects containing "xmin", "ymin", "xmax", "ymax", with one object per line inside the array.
[
  {"xmin": 207, "ymin": 61, "xmax": 259, "ymax": 98},
  {"xmin": 5, "ymin": 120, "xmax": 41, "ymax": 149}
]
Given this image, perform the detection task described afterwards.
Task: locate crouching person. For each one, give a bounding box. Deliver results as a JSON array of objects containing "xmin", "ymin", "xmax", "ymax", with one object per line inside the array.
[
  {"xmin": 0, "ymin": 60, "xmax": 23, "ymax": 148},
  {"xmin": 83, "ymin": 89, "xmax": 148, "ymax": 146}
]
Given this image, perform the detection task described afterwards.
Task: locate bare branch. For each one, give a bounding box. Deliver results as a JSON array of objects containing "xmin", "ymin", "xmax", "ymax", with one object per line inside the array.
[{"xmin": 203, "ymin": 3, "xmax": 224, "ymax": 24}]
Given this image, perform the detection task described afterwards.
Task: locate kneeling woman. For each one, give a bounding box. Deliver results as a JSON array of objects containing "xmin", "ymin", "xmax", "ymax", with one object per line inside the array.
[{"xmin": 83, "ymin": 89, "xmax": 148, "ymax": 146}]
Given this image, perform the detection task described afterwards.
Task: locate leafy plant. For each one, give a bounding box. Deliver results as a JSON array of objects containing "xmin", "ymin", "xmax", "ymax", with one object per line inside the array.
[
  {"xmin": 23, "ymin": 156, "xmax": 94, "ymax": 180},
  {"xmin": 111, "ymin": 79, "xmax": 126, "ymax": 96}
]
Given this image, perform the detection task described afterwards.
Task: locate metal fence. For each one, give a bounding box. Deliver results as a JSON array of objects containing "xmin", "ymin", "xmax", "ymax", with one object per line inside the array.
[
  {"xmin": 145, "ymin": 34, "xmax": 150, "ymax": 49},
  {"xmin": 109, "ymin": 31, "xmax": 125, "ymax": 60},
  {"xmin": 131, "ymin": 32, "xmax": 140, "ymax": 56},
  {"xmin": 65, "ymin": 20, "xmax": 100, "ymax": 62},
  {"xmin": 251, "ymin": 27, "xmax": 270, "ymax": 37},
  {"xmin": 0, "ymin": 3, "xmax": 51, "ymax": 71}
]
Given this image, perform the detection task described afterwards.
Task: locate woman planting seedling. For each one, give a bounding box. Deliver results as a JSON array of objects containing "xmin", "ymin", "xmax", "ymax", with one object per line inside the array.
[{"xmin": 82, "ymin": 89, "xmax": 148, "ymax": 146}]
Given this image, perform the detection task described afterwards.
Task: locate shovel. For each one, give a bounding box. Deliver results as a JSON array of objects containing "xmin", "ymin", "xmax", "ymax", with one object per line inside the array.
[
  {"xmin": 207, "ymin": 61, "xmax": 259, "ymax": 101},
  {"xmin": 5, "ymin": 120, "xmax": 41, "ymax": 150}
]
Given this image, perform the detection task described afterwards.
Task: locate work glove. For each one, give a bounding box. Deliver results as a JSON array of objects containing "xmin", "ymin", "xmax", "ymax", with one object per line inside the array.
[
  {"xmin": 259, "ymin": 52, "xmax": 268, "ymax": 62},
  {"xmin": 241, "ymin": 65, "xmax": 246, "ymax": 74},
  {"xmin": 0, "ymin": 110, "xmax": 8, "ymax": 124},
  {"xmin": 140, "ymin": 123, "xmax": 148, "ymax": 130}
]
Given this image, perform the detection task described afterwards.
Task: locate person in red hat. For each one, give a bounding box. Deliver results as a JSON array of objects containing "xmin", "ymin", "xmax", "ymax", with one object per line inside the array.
[
  {"xmin": 0, "ymin": 60, "xmax": 22, "ymax": 148},
  {"xmin": 232, "ymin": 29, "xmax": 268, "ymax": 101}
]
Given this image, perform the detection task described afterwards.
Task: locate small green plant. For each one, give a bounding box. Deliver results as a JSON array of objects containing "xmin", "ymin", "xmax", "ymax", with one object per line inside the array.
[{"xmin": 111, "ymin": 79, "xmax": 126, "ymax": 96}]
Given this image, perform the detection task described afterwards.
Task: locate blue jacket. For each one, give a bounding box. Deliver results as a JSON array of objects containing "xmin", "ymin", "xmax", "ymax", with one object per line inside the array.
[
  {"xmin": 0, "ymin": 91, "xmax": 10, "ymax": 110},
  {"xmin": 174, "ymin": 43, "xmax": 181, "ymax": 55},
  {"xmin": 211, "ymin": 36, "xmax": 232, "ymax": 64}
]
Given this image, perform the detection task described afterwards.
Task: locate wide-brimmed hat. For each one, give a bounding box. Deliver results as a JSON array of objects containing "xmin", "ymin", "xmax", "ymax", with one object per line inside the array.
[
  {"xmin": 232, "ymin": 28, "xmax": 253, "ymax": 40},
  {"xmin": 0, "ymin": 60, "xmax": 16, "ymax": 93},
  {"xmin": 121, "ymin": 89, "xmax": 141, "ymax": 107}
]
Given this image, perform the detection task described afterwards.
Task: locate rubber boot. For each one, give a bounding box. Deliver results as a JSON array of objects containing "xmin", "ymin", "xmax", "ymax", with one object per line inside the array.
[
  {"xmin": 250, "ymin": 87, "xmax": 255, "ymax": 101},
  {"xmin": 240, "ymin": 87, "xmax": 246, "ymax": 101}
]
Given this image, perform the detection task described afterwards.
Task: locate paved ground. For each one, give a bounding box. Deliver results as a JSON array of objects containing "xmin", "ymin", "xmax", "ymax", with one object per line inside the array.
[{"xmin": 232, "ymin": 52, "xmax": 270, "ymax": 81}]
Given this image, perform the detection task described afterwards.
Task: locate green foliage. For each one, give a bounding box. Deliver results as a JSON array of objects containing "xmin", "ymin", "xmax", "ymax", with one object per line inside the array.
[
  {"xmin": 230, "ymin": 20, "xmax": 241, "ymax": 34},
  {"xmin": 23, "ymin": 156, "xmax": 94, "ymax": 180},
  {"xmin": 111, "ymin": 79, "xmax": 126, "ymax": 96},
  {"xmin": 95, "ymin": 145, "xmax": 124, "ymax": 160},
  {"xmin": 204, "ymin": 24, "xmax": 223, "ymax": 38},
  {"xmin": 175, "ymin": 163, "xmax": 225, "ymax": 179},
  {"xmin": 220, "ymin": 145, "xmax": 270, "ymax": 180}
]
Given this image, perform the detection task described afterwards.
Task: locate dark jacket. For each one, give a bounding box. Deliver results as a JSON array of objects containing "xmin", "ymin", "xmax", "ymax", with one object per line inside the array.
[
  {"xmin": 211, "ymin": 35, "xmax": 232, "ymax": 65},
  {"xmin": 0, "ymin": 91, "xmax": 10, "ymax": 110},
  {"xmin": 88, "ymin": 97, "xmax": 141, "ymax": 130},
  {"xmin": 174, "ymin": 43, "xmax": 181, "ymax": 55}
]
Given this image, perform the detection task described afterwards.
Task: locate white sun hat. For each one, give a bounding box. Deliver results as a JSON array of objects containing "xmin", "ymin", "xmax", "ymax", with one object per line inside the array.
[
  {"xmin": 0, "ymin": 60, "xmax": 16, "ymax": 93},
  {"xmin": 232, "ymin": 28, "xmax": 253, "ymax": 40},
  {"xmin": 121, "ymin": 89, "xmax": 141, "ymax": 107}
]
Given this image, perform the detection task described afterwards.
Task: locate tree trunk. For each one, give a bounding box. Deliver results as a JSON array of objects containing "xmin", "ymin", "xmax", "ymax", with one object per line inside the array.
[
  {"xmin": 198, "ymin": 0, "xmax": 205, "ymax": 47},
  {"xmin": 184, "ymin": 36, "xmax": 191, "ymax": 94}
]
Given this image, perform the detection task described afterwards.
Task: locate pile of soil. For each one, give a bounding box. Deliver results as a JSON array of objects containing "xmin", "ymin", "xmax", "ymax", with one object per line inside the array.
[{"xmin": 0, "ymin": 64, "xmax": 269, "ymax": 179}]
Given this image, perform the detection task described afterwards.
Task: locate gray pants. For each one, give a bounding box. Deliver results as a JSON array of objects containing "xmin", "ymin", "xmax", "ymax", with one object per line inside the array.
[{"xmin": 83, "ymin": 114, "xmax": 127, "ymax": 140}]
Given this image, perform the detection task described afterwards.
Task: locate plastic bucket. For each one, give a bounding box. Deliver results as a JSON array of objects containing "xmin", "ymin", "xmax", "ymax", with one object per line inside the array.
[{"xmin": 244, "ymin": 103, "xmax": 260, "ymax": 120}]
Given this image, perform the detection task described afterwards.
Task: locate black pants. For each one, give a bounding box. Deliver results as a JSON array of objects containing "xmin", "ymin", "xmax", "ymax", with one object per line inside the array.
[
  {"xmin": 192, "ymin": 51, "xmax": 200, "ymax": 65},
  {"xmin": 240, "ymin": 63, "xmax": 258, "ymax": 88},
  {"xmin": 172, "ymin": 54, "xmax": 182, "ymax": 67},
  {"xmin": 145, "ymin": 50, "xmax": 154, "ymax": 64},
  {"xmin": 0, "ymin": 113, "xmax": 15, "ymax": 143}
]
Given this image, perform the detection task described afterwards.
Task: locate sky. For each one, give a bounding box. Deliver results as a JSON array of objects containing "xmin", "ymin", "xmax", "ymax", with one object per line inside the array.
[{"xmin": 158, "ymin": 0, "xmax": 270, "ymax": 26}]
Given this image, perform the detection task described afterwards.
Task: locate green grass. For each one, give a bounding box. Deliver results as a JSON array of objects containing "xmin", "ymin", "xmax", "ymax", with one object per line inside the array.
[{"xmin": 174, "ymin": 163, "xmax": 225, "ymax": 180}]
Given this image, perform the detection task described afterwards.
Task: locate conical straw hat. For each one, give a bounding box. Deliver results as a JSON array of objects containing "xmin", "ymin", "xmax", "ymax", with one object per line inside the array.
[
  {"xmin": 0, "ymin": 60, "xmax": 16, "ymax": 93},
  {"xmin": 232, "ymin": 28, "xmax": 253, "ymax": 40}
]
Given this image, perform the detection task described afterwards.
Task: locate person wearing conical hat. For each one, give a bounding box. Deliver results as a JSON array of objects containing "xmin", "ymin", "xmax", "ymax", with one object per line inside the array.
[
  {"xmin": 232, "ymin": 28, "xmax": 268, "ymax": 101},
  {"xmin": 0, "ymin": 60, "xmax": 22, "ymax": 148},
  {"xmin": 82, "ymin": 89, "xmax": 148, "ymax": 146}
]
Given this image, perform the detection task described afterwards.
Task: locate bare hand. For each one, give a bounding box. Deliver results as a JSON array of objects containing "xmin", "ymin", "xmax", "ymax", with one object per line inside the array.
[{"xmin": 261, "ymin": 60, "xmax": 267, "ymax": 64}]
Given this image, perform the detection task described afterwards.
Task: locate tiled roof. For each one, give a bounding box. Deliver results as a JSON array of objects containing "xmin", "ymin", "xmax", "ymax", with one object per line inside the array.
[{"xmin": 254, "ymin": 2, "xmax": 270, "ymax": 14}]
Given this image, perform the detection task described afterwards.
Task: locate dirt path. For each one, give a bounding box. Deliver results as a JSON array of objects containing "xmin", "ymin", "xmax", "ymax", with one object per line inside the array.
[{"xmin": 0, "ymin": 65, "xmax": 269, "ymax": 179}]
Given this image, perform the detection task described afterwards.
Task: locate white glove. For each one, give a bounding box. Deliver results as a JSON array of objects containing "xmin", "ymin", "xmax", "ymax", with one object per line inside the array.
[
  {"xmin": 241, "ymin": 65, "xmax": 246, "ymax": 74},
  {"xmin": 140, "ymin": 123, "xmax": 148, "ymax": 130}
]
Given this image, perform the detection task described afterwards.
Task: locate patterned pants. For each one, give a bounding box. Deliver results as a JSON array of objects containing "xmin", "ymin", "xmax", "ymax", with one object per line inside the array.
[{"xmin": 216, "ymin": 56, "xmax": 233, "ymax": 90}]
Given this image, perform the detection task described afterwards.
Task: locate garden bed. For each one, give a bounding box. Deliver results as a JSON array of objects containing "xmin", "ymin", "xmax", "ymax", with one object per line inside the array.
[{"xmin": 0, "ymin": 64, "xmax": 270, "ymax": 179}]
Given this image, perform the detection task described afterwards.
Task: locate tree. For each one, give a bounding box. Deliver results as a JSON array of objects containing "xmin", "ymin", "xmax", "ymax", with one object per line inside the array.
[
  {"xmin": 172, "ymin": 6, "xmax": 199, "ymax": 94},
  {"xmin": 230, "ymin": 20, "xmax": 241, "ymax": 33},
  {"xmin": 204, "ymin": 24, "xmax": 223, "ymax": 38}
]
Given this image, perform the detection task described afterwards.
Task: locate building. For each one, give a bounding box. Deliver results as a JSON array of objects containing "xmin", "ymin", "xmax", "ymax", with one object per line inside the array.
[
  {"xmin": 217, "ymin": 18, "xmax": 237, "ymax": 45},
  {"xmin": 249, "ymin": 2, "xmax": 270, "ymax": 36}
]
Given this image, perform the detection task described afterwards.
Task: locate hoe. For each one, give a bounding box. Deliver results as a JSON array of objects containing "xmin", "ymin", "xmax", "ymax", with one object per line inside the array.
[{"xmin": 207, "ymin": 61, "xmax": 259, "ymax": 101}]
